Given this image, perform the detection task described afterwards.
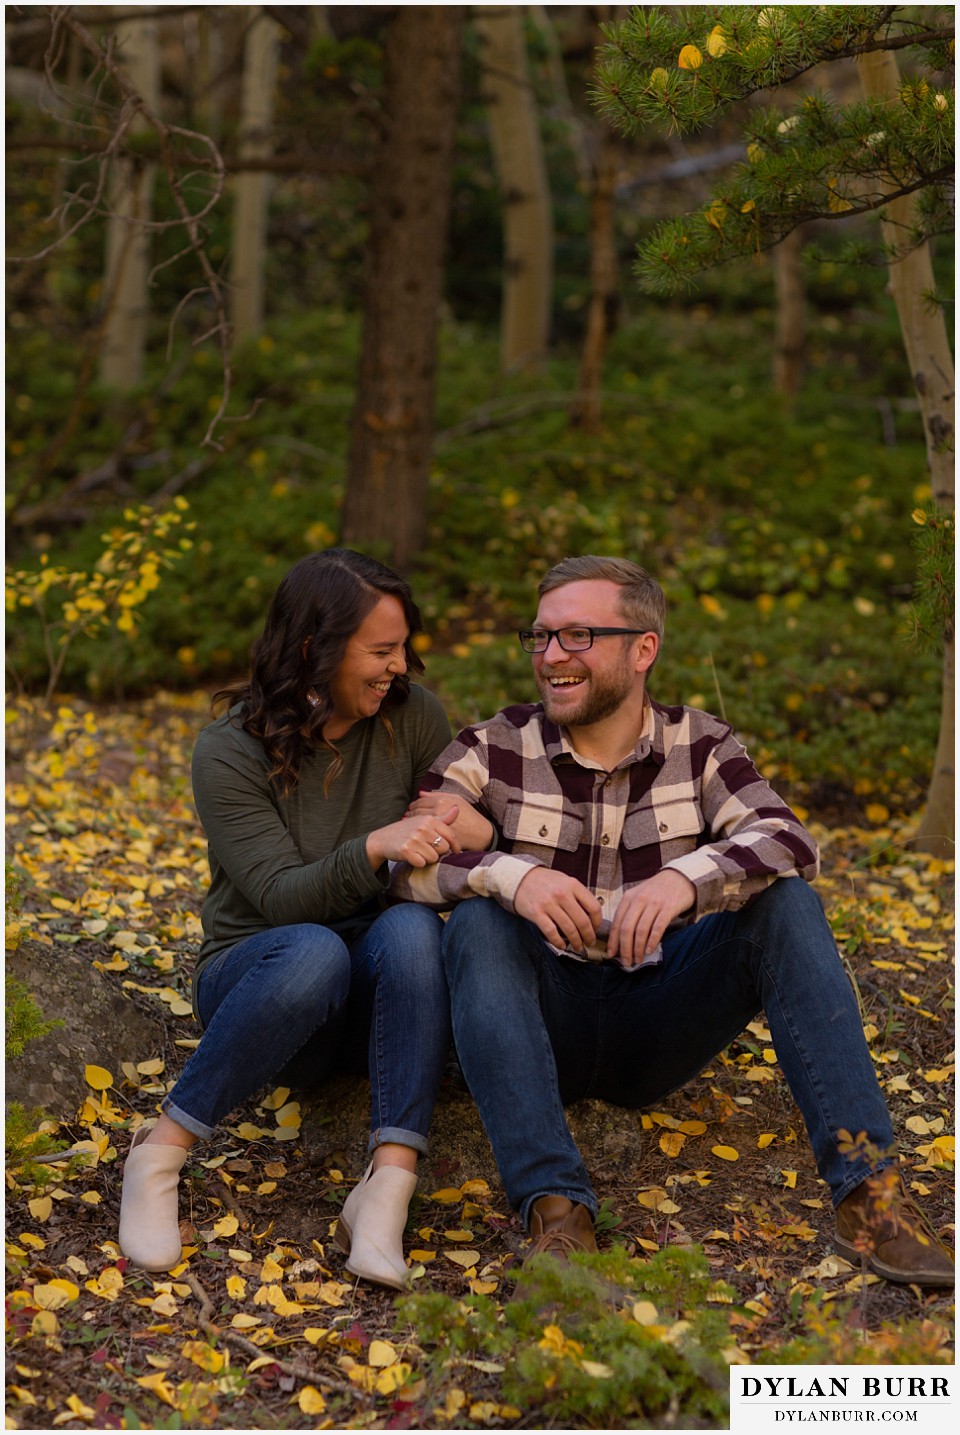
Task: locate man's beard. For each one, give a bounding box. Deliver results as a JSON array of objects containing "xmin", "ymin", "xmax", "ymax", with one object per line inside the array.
[{"xmin": 536, "ymin": 665, "xmax": 634, "ymax": 728}]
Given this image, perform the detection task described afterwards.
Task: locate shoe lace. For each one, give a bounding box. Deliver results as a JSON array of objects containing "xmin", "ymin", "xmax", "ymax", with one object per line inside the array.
[{"xmin": 527, "ymin": 1227, "xmax": 588, "ymax": 1257}]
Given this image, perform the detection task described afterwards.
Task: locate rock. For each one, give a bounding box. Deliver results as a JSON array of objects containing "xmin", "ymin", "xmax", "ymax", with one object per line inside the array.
[{"xmin": 6, "ymin": 939, "xmax": 166, "ymax": 1119}]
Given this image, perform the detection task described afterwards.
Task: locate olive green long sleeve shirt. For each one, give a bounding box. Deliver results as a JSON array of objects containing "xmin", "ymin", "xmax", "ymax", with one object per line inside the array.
[{"xmin": 190, "ymin": 684, "xmax": 451, "ymax": 974}]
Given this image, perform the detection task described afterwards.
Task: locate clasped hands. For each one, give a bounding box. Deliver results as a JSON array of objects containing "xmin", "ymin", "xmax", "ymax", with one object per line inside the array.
[
  {"xmin": 514, "ymin": 866, "xmax": 697, "ymax": 967},
  {"xmin": 367, "ymin": 790, "xmax": 496, "ymax": 870}
]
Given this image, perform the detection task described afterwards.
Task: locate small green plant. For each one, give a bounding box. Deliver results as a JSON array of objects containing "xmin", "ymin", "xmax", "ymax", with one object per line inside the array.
[
  {"xmin": 5, "ymin": 863, "xmax": 61, "ymax": 1060},
  {"xmin": 6, "ymin": 498, "xmax": 194, "ymax": 705},
  {"xmin": 5, "ymin": 863, "xmax": 65, "ymax": 1177},
  {"xmin": 903, "ymin": 505, "xmax": 954, "ymax": 651},
  {"xmin": 397, "ymin": 1246, "xmax": 736, "ymax": 1428}
]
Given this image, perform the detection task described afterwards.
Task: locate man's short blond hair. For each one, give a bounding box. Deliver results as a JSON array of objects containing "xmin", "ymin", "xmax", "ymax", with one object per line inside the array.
[{"xmin": 538, "ymin": 555, "xmax": 666, "ymax": 647}]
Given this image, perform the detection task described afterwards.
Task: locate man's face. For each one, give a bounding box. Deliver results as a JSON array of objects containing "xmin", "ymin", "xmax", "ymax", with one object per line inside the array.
[{"xmin": 531, "ymin": 579, "xmax": 655, "ymax": 729}]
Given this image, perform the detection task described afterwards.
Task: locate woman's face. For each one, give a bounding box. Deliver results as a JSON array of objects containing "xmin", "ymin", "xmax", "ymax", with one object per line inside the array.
[{"xmin": 324, "ymin": 593, "xmax": 409, "ymax": 739}]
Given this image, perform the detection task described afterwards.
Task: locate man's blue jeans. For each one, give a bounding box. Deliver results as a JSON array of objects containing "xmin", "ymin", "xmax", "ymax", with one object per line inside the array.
[
  {"xmin": 442, "ymin": 880, "xmax": 895, "ymax": 1228},
  {"xmin": 163, "ymin": 904, "xmax": 449, "ymax": 1155}
]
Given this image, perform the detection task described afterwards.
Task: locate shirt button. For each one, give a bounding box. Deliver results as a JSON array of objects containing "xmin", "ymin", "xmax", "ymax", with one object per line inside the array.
[
  {"xmin": 539, "ymin": 825, "xmax": 548, "ymax": 837},
  {"xmin": 659, "ymin": 821, "xmax": 668, "ymax": 833},
  {"xmin": 601, "ymin": 833, "xmax": 610, "ymax": 845},
  {"xmin": 597, "ymin": 896, "xmax": 604, "ymax": 905}
]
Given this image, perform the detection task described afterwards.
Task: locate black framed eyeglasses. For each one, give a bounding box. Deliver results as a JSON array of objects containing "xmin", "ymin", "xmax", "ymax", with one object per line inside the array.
[{"xmin": 518, "ymin": 626, "xmax": 649, "ymax": 653}]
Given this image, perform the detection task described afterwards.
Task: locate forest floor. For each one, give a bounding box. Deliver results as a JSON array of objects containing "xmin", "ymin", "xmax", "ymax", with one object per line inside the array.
[{"xmin": 5, "ymin": 691, "xmax": 955, "ymax": 1431}]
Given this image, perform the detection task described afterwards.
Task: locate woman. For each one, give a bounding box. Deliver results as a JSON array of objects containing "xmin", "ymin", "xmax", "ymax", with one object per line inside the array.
[{"xmin": 118, "ymin": 548, "xmax": 489, "ymax": 1290}]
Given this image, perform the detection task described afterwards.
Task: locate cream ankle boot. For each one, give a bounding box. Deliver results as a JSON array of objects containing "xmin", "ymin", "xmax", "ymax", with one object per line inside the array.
[
  {"xmin": 333, "ymin": 1161, "xmax": 417, "ymax": 1291},
  {"xmin": 118, "ymin": 1126, "xmax": 188, "ymax": 1272}
]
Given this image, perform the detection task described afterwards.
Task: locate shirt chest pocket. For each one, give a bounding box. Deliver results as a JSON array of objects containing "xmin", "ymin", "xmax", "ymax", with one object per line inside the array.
[
  {"xmin": 623, "ymin": 800, "xmax": 704, "ymax": 855},
  {"xmin": 502, "ymin": 799, "xmax": 582, "ymax": 856}
]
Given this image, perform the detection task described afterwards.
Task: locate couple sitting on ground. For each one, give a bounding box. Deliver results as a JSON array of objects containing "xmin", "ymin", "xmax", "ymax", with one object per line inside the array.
[{"xmin": 118, "ymin": 549, "xmax": 953, "ymax": 1293}]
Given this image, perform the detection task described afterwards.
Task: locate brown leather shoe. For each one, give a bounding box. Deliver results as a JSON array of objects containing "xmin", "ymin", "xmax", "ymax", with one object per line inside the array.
[
  {"xmin": 835, "ymin": 1175, "xmax": 954, "ymax": 1288},
  {"xmin": 525, "ymin": 1196, "xmax": 598, "ymax": 1262}
]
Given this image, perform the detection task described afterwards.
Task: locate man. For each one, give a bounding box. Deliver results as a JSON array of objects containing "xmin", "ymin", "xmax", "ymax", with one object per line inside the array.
[{"xmin": 395, "ymin": 556, "xmax": 953, "ymax": 1288}]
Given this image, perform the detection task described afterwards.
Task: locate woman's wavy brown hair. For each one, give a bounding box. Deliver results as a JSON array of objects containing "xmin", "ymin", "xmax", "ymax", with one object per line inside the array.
[{"xmin": 213, "ymin": 548, "xmax": 426, "ymax": 793}]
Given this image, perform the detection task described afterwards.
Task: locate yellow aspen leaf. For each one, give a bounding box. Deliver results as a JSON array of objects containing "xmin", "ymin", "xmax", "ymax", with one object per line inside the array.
[
  {"xmin": 444, "ymin": 1228, "xmax": 476, "ymax": 1242},
  {"xmin": 150, "ymin": 1292, "xmax": 178, "ymax": 1317},
  {"xmin": 758, "ymin": 1133, "xmax": 777, "ymax": 1148},
  {"xmin": 59, "ymin": 1395, "xmax": 96, "ymax": 1423},
  {"xmin": 32, "ymin": 1280, "xmax": 79, "ymax": 1310},
  {"xmin": 231, "ymin": 1313, "xmax": 262, "ymax": 1329},
  {"xmin": 660, "ymin": 1131, "xmax": 687, "ymax": 1157},
  {"xmin": 632, "ymin": 1300, "xmax": 659, "ymax": 1325},
  {"xmin": 409, "ymin": 1249, "xmax": 436, "ymax": 1263},
  {"xmin": 582, "ymin": 1359, "xmax": 614, "ymax": 1378},
  {"xmin": 31, "ymin": 1309, "xmax": 60, "ymax": 1337},
  {"xmin": 443, "ymin": 1389, "xmax": 467, "ymax": 1418},
  {"xmin": 781, "ymin": 1170, "xmax": 798, "ymax": 1189},
  {"xmin": 226, "ymin": 1275, "xmax": 247, "ymax": 1300},
  {"xmin": 28, "ymin": 1196, "xmax": 53, "ymax": 1222},
  {"xmin": 19, "ymin": 1234, "xmax": 46, "ymax": 1250},
  {"xmin": 443, "ymin": 1249, "xmax": 480, "ymax": 1269},
  {"xmin": 135, "ymin": 1373, "xmax": 177, "ymax": 1406},
  {"xmin": 762, "ymin": 1049, "xmax": 778, "ymax": 1064},
  {"xmin": 469, "ymin": 1278, "xmax": 499, "ymax": 1295},
  {"xmin": 234, "ymin": 1122, "xmax": 267, "ymax": 1141},
  {"xmin": 271, "ymin": 1125, "xmax": 300, "ymax": 1141},
  {"xmin": 460, "ymin": 1179, "xmax": 490, "ymax": 1197},
  {"xmin": 260, "ymin": 1255, "xmax": 283, "ymax": 1281},
  {"xmin": 212, "ymin": 1214, "xmax": 240, "ymax": 1239},
  {"xmin": 429, "ymin": 1187, "xmax": 463, "ymax": 1203},
  {"xmin": 84, "ymin": 1065, "xmax": 114, "ymax": 1091},
  {"xmin": 705, "ymin": 202, "xmax": 727, "ymax": 233},
  {"xmin": 649, "ymin": 66, "xmax": 670, "ymax": 88},
  {"xmin": 706, "ymin": 25, "xmax": 727, "ymax": 57},
  {"xmin": 678, "ymin": 1120, "xmax": 707, "ymax": 1135},
  {"xmin": 865, "ymin": 803, "xmax": 890, "ymax": 823},
  {"xmin": 273, "ymin": 1102, "xmax": 301, "ymax": 1127},
  {"xmin": 297, "ymin": 1386, "xmax": 327, "ymax": 1414},
  {"xmin": 8, "ymin": 1387, "xmax": 36, "ymax": 1405},
  {"xmin": 678, "ymin": 44, "xmax": 703, "ymax": 69},
  {"xmin": 181, "ymin": 1340, "xmax": 225, "ymax": 1373},
  {"xmin": 256, "ymin": 1085, "xmax": 291, "ymax": 1111},
  {"xmin": 905, "ymin": 1115, "xmax": 935, "ymax": 1135},
  {"xmin": 923, "ymin": 1067, "xmax": 953, "ymax": 1083},
  {"xmin": 368, "ymin": 1339, "xmax": 399, "ymax": 1367},
  {"xmin": 302, "ymin": 1328, "xmax": 330, "ymax": 1345},
  {"xmin": 712, "ymin": 1145, "xmax": 740, "ymax": 1162}
]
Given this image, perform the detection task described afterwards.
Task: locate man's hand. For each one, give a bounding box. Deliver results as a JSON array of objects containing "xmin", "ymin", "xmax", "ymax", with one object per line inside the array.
[
  {"xmin": 406, "ymin": 790, "xmax": 494, "ymax": 852},
  {"xmin": 514, "ymin": 867, "xmax": 602, "ymax": 953},
  {"xmin": 607, "ymin": 869, "xmax": 696, "ymax": 967}
]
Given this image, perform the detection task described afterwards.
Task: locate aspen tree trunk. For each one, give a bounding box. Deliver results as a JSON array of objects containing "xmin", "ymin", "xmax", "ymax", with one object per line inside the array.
[
  {"xmin": 772, "ymin": 226, "xmax": 806, "ymax": 399},
  {"xmin": 230, "ymin": 7, "xmax": 280, "ymax": 346},
  {"xmin": 571, "ymin": 129, "xmax": 618, "ymax": 431},
  {"xmin": 100, "ymin": 13, "xmax": 159, "ymax": 390},
  {"xmin": 859, "ymin": 50, "xmax": 955, "ymax": 857},
  {"xmin": 474, "ymin": 5, "xmax": 553, "ymax": 373},
  {"xmin": 340, "ymin": 7, "xmax": 463, "ymax": 570}
]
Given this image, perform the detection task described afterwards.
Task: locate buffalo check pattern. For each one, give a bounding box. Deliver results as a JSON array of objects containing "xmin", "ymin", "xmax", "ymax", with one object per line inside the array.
[{"xmin": 391, "ymin": 698, "xmax": 820, "ymax": 965}]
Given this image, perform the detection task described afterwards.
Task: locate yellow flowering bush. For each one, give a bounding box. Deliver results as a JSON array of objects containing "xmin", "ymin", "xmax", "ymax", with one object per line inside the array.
[{"xmin": 6, "ymin": 499, "xmax": 194, "ymax": 705}]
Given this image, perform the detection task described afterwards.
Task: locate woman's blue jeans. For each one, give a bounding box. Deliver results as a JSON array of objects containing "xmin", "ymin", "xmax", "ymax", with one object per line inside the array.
[
  {"xmin": 442, "ymin": 879, "xmax": 895, "ymax": 1228},
  {"xmin": 163, "ymin": 904, "xmax": 449, "ymax": 1155}
]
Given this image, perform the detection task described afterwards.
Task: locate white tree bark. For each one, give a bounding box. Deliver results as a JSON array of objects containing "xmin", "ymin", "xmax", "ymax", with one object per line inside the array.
[
  {"xmin": 474, "ymin": 5, "xmax": 553, "ymax": 373},
  {"xmin": 230, "ymin": 7, "xmax": 281, "ymax": 346},
  {"xmin": 858, "ymin": 50, "xmax": 955, "ymax": 857},
  {"xmin": 100, "ymin": 13, "xmax": 160, "ymax": 390}
]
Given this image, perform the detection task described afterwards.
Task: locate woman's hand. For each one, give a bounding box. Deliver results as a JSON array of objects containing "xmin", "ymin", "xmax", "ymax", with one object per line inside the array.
[
  {"xmin": 406, "ymin": 791, "xmax": 494, "ymax": 852},
  {"xmin": 366, "ymin": 804, "xmax": 462, "ymax": 870}
]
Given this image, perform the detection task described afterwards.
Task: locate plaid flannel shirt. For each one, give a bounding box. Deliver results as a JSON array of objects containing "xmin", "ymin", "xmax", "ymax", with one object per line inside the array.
[{"xmin": 391, "ymin": 697, "xmax": 820, "ymax": 964}]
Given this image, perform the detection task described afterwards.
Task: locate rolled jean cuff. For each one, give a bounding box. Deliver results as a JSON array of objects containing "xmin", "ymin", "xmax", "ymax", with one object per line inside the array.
[
  {"xmin": 369, "ymin": 1125, "xmax": 429, "ymax": 1157},
  {"xmin": 521, "ymin": 1188, "xmax": 599, "ymax": 1231},
  {"xmin": 162, "ymin": 1097, "xmax": 215, "ymax": 1142}
]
